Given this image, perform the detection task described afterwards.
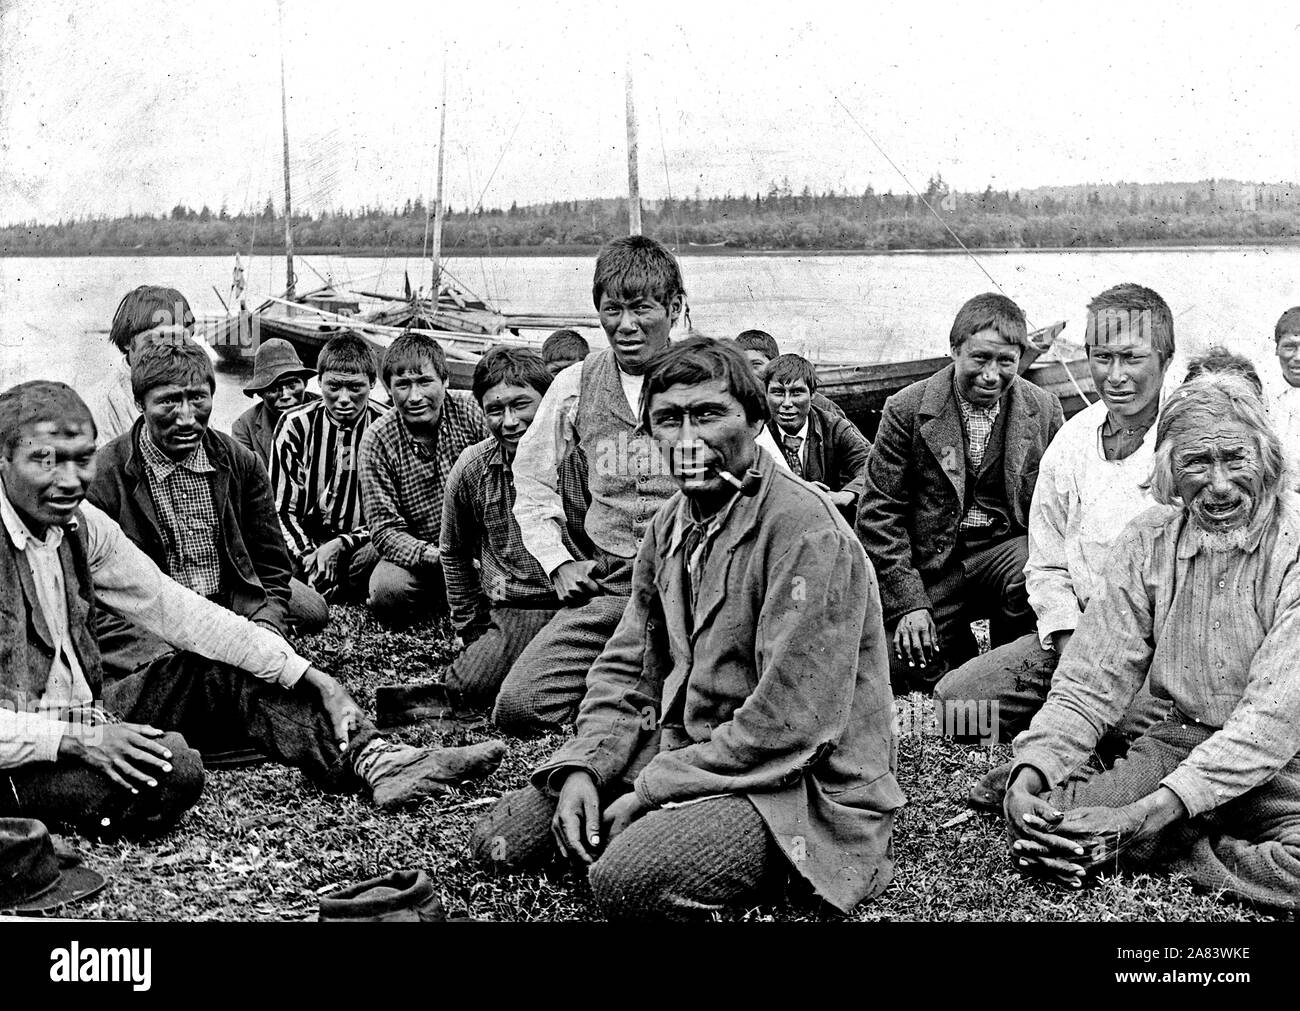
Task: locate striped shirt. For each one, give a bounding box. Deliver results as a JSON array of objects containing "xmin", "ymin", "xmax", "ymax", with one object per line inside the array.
[
  {"xmin": 269, "ymin": 398, "xmax": 388, "ymax": 562},
  {"xmin": 955, "ymin": 389, "xmax": 1001, "ymax": 531},
  {"xmin": 138, "ymin": 427, "xmax": 223, "ymax": 597},
  {"xmin": 1014, "ymin": 492, "xmax": 1300, "ymax": 818},
  {"xmin": 440, "ymin": 437, "xmax": 588, "ymax": 637},
  {"xmin": 359, "ymin": 392, "xmax": 489, "ymax": 572}
]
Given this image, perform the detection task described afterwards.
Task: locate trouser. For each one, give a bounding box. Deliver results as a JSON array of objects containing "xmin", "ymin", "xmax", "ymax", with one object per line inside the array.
[
  {"xmin": 471, "ymin": 784, "xmax": 786, "ymax": 921},
  {"xmin": 1051, "ymin": 719, "xmax": 1300, "ymax": 912},
  {"xmin": 492, "ymin": 553, "xmax": 636, "ymax": 736},
  {"xmin": 288, "ymin": 576, "xmax": 329, "ymax": 634},
  {"xmin": 443, "ymin": 604, "xmax": 559, "ymax": 709},
  {"xmin": 304, "ymin": 542, "xmax": 380, "ymax": 604},
  {"xmin": 934, "ymin": 632, "xmax": 1170, "ymax": 746},
  {"xmin": 889, "ymin": 534, "xmax": 1034, "ymax": 695},
  {"xmin": 0, "ymin": 651, "xmax": 379, "ymax": 841},
  {"xmin": 367, "ymin": 558, "xmax": 448, "ymax": 630}
]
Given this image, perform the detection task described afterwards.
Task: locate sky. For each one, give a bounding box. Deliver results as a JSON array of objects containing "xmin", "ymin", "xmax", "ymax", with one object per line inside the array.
[{"xmin": 2, "ymin": 0, "xmax": 1300, "ymax": 223}]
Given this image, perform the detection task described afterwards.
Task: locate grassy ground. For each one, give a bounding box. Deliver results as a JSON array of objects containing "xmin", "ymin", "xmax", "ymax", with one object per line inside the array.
[{"xmin": 58, "ymin": 606, "xmax": 1279, "ymax": 922}]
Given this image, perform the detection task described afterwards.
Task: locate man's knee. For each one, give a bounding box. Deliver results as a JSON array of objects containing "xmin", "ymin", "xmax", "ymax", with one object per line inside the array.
[
  {"xmin": 587, "ymin": 843, "xmax": 685, "ymax": 921},
  {"xmin": 470, "ymin": 787, "xmax": 556, "ymax": 871},
  {"xmin": 368, "ymin": 561, "xmax": 420, "ymax": 625},
  {"xmin": 491, "ymin": 678, "xmax": 574, "ymax": 737},
  {"xmin": 288, "ymin": 578, "xmax": 329, "ymax": 634}
]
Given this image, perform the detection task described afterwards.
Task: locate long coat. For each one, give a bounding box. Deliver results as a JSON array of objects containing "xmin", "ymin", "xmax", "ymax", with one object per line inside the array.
[
  {"xmin": 855, "ymin": 364, "xmax": 1063, "ymax": 625},
  {"xmin": 534, "ymin": 449, "xmax": 904, "ymax": 914}
]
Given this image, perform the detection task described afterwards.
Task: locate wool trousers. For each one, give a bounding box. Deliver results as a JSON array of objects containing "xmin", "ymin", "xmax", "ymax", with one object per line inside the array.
[
  {"xmin": 443, "ymin": 605, "xmax": 559, "ymax": 709},
  {"xmin": 367, "ymin": 558, "xmax": 448, "ymax": 630},
  {"xmin": 471, "ymin": 784, "xmax": 787, "ymax": 921},
  {"xmin": 1051, "ymin": 719, "xmax": 1300, "ymax": 912},
  {"xmin": 287, "ymin": 576, "xmax": 329, "ymax": 634}
]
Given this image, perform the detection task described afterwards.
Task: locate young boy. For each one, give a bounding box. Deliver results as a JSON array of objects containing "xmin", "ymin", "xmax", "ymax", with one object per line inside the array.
[
  {"xmin": 270, "ymin": 333, "xmax": 387, "ymax": 602},
  {"xmin": 764, "ymin": 353, "xmax": 870, "ymax": 517},
  {"xmin": 541, "ymin": 329, "xmax": 591, "ymax": 377},
  {"xmin": 1268, "ymin": 307, "xmax": 1300, "ymax": 479},
  {"xmin": 440, "ymin": 346, "xmax": 590, "ymax": 706},
  {"xmin": 231, "ymin": 338, "xmax": 318, "ymax": 467},
  {"xmin": 91, "ymin": 286, "xmax": 195, "ymax": 447},
  {"xmin": 735, "ymin": 329, "xmax": 850, "ymax": 421},
  {"xmin": 358, "ymin": 331, "xmax": 488, "ymax": 628}
]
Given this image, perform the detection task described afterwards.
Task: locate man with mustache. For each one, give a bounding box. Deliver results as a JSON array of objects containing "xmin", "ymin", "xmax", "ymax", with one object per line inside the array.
[
  {"xmin": 473, "ymin": 338, "xmax": 901, "ymax": 920},
  {"xmin": 1005, "ymin": 374, "xmax": 1300, "ymax": 912},
  {"xmin": 856, "ymin": 292, "xmax": 1063, "ymax": 695},
  {"xmin": 357, "ymin": 332, "xmax": 488, "ymax": 628},
  {"xmin": 936, "ymin": 284, "xmax": 1174, "ymax": 804}
]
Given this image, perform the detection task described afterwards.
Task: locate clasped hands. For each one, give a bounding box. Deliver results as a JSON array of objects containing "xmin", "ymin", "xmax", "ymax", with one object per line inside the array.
[
  {"xmin": 550, "ymin": 769, "xmax": 651, "ymax": 864},
  {"xmin": 1004, "ymin": 767, "xmax": 1185, "ymax": 889}
]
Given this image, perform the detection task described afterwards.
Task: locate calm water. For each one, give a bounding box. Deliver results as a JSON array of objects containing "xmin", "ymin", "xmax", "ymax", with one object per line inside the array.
[{"xmin": 1, "ymin": 248, "xmax": 1295, "ymax": 430}]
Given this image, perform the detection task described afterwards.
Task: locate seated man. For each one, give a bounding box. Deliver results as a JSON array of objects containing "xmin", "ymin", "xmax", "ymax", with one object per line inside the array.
[
  {"xmin": 0, "ymin": 381, "xmax": 505, "ymax": 840},
  {"xmin": 90, "ymin": 285, "xmax": 194, "ymax": 447},
  {"xmin": 764, "ymin": 352, "xmax": 870, "ymax": 518},
  {"xmin": 441, "ymin": 347, "xmax": 592, "ymax": 707},
  {"xmin": 541, "ymin": 329, "xmax": 591, "ymax": 377},
  {"xmin": 358, "ymin": 332, "xmax": 488, "ymax": 628},
  {"xmin": 1265, "ymin": 307, "xmax": 1300, "ymax": 479},
  {"xmin": 1005, "ymin": 375, "xmax": 1300, "ymax": 913},
  {"xmin": 88, "ymin": 338, "xmax": 328, "ymax": 684},
  {"xmin": 230, "ymin": 338, "xmax": 318, "ymax": 467},
  {"xmin": 856, "ymin": 293, "xmax": 1063, "ymax": 694},
  {"xmin": 472, "ymin": 339, "xmax": 902, "ymax": 921},
  {"xmin": 936, "ymin": 284, "xmax": 1175, "ymax": 788},
  {"xmin": 735, "ymin": 329, "xmax": 849, "ymax": 421},
  {"xmin": 270, "ymin": 333, "xmax": 387, "ymax": 603}
]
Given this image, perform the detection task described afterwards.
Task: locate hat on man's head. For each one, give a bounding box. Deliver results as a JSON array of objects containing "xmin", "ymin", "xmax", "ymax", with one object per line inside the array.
[
  {"xmin": 242, "ymin": 339, "xmax": 315, "ymax": 397},
  {"xmin": 0, "ymin": 819, "xmax": 106, "ymax": 915},
  {"xmin": 317, "ymin": 870, "xmax": 446, "ymax": 922}
]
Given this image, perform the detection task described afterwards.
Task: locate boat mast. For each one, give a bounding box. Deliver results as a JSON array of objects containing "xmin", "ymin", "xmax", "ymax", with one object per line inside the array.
[
  {"xmin": 277, "ymin": 0, "xmax": 295, "ymax": 298},
  {"xmin": 430, "ymin": 56, "xmax": 449, "ymax": 296},
  {"xmin": 624, "ymin": 62, "xmax": 642, "ymax": 236}
]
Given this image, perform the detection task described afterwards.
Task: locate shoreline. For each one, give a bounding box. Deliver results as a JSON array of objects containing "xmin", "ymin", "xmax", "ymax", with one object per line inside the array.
[{"xmin": 4, "ymin": 238, "xmax": 1300, "ymax": 259}]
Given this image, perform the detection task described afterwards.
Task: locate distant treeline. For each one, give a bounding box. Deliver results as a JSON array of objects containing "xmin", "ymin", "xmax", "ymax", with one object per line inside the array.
[{"xmin": 5, "ymin": 176, "xmax": 1300, "ymax": 254}]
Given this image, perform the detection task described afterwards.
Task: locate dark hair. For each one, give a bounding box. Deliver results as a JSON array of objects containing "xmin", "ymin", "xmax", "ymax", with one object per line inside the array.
[
  {"xmin": 591, "ymin": 235, "xmax": 685, "ymax": 311},
  {"xmin": 0, "ymin": 380, "xmax": 97, "ymax": 457},
  {"xmin": 381, "ymin": 331, "xmax": 448, "ymax": 386},
  {"xmin": 735, "ymin": 329, "xmax": 780, "ymax": 360},
  {"xmin": 131, "ymin": 337, "xmax": 216, "ymax": 401},
  {"xmin": 541, "ymin": 329, "xmax": 590, "ymax": 363},
  {"xmin": 1184, "ymin": 346, "xmax": 1262, "ymax": 395},
  {"xmin": 472, "ymin": 345, "xmax": 553, "ymax": 404},
  {"xmin": 639, "ymin": 337, "xmax": 768, "ymax": 431},
  {"xmin": 109, "ymin": 286, "xmax": 195, "ymax": 356},
  {"xmin": 949, "ymin": 293, "xmax": 1029, "ymax": 351},
  {"xmin": 318, "ymin": 333, "xmax": 378, "ymax": 383},
  {"xmin": 764, "ymin": 353, "xmax": 818, "ymax": 394},
  {"xmin": 1274, "ymin": 306, "xmax": 1300, "ymax": 343},
  {"xmin": 1085, "ymin": 283, "xmax": 1175, "ymax": 359}
]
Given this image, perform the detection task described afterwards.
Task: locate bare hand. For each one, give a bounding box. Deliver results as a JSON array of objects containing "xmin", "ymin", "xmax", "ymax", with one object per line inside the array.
[
  {"xmin": 826, "ymin": 490, "xmax": 856, "ymax": 508},
  {"xmin": 304, "ymin": 667, "xmax": 364, "ymax": 751},
  {"xmin": 306, "ymin": 537, "xmax": 346, "ymax": 587},
  {"xmin": 1004, "ymin": 768, "xmax": 1088, "ymax": 888},
  {"xmin": 550, "ymin": 559, "xmax": 600, "ymax": 605},
  {"xmin": 1054, "ymin": 791, "xmax": 1185, "ymax": 870},
  {"xmin": 894, "ymin": 608, "xmax": 939, "ymax": 669},
  {"xmin": 551, "ymin": 769, "xmax": 602, "ymax": 864},
  {"xmin": 61, "ymin": 722, "xmax": 173, "ymax": 794},
  {"xmin": 601, "ymin": 791, "xmax": 650, "ymax": 845},
  {"xmin": 1049, "ymin": 630, "xmax": 1074, "ymax": 655}
]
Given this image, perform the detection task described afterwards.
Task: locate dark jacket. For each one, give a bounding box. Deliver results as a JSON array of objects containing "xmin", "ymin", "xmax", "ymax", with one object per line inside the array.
[
  {"xmin": 230, "ymin": 392, "xmax": 320, "ymax": 467},
  {"xmin": 535, "ymin": 450, "xmax": 903, "ymax": 914},
  {"xmin": 88, "ymin": 419, "xmax": 294, "ymax": 633},
  {"xmin": 855, "ymin": 364, "xmax": 1063, "ymax": 624},
  {"xmin": 767, "ymin": 403, "xmax": 872, "ymax": 507}
]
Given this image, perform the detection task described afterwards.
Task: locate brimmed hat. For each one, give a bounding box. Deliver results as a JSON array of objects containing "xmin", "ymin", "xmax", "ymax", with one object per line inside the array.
[
  {"xmin": 243, "ymin": 338, "xmax": 315, "ymax": 397},
  {"xmin": 317, "ymin": 870, "xmax": 446, "ymax": 923},
  {"xmin": 0, "ymin": 819, "xmax": 106, "ymax": 915}
]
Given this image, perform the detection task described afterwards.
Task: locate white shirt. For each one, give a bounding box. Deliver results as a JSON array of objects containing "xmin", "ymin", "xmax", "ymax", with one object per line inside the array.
[
  {"xmin": 0, "ymin": 490, "xmax": 311, "ymax": 770},
  {"xmin": 774, "ymin": 419, "xmax": 811, "ymax": 468},
  {"xmin": 1266, "ymin": 377, "xmax": 1300, "ymax": 485},
  {"xmin": 1025, "ymin": 398, "xmax": 1168, "ymax": 649}
]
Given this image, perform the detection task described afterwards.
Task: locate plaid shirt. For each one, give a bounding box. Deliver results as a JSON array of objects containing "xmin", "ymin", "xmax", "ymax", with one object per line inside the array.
[
  {"xmin": 440, "ymin": 438, "xmax": 589, "ymax": 637},
  {"xmin": 270, "ymin": 398, "xmax": 388, "ymax": 562},
  {"xmin": 138, "ymin": 427, "xmax": 222, "ymax": 596},
  {"xmin": 359, "ymin": 391, "xmax": 489, "ymax": 571},
  {"xmin": 955, "ymin": 389, "xmax": 1001, "ymax": 532}
]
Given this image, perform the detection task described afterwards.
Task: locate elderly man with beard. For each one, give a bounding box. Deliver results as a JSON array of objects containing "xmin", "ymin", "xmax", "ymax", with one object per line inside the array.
[
  {"xmin": 472, "ymin": 338, "xmax": 902, "ymax": 920},
  {"xmin": 1004, "ymin": 374, "xmax": 1300, "ymax": 912}
]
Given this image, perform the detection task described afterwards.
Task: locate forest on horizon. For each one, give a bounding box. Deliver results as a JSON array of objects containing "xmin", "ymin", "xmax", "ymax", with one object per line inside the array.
[{"xmin": 4, "ymin": 176, "xmax": 1299, "ymax": 255}]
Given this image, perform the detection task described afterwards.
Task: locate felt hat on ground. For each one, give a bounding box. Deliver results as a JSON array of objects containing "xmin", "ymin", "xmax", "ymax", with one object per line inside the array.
[
  {"xmin": 317, "ymin": 870, "xmax": 446, "ymax": 922},
  {"xmin": 0, "ymin": 818, "xmax": 106, "ymax": 915},
  {"xmin": 242, "ymin": 339, "xmax": 315, "ymax": 397}
]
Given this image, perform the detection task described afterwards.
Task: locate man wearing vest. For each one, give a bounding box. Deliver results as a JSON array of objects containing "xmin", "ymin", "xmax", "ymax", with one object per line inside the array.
[
  {"xmin": 0, "ymin": 381, "xmax": 505, "ymax": 840},
  {"xmin": 498, "ymin": 237, "xmax": 687, "ymax": 734},
  {"xmin": 856, "ymin": 293, "xmax": 1064, "ymax": 695}
]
